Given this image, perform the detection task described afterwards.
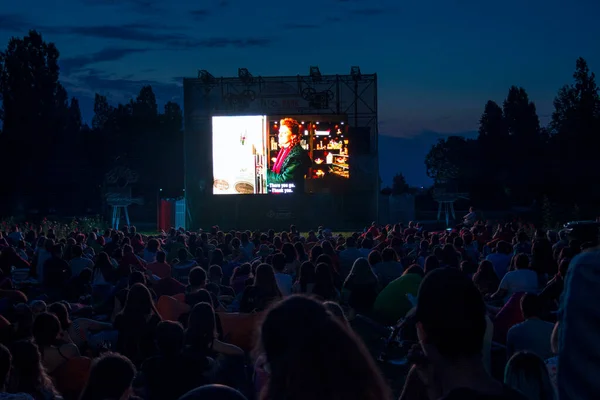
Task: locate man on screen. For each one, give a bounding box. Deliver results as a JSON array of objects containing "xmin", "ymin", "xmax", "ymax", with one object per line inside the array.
[{"xmin": 267, "ymin": 118, "xmax": 311, "ymax": 193}]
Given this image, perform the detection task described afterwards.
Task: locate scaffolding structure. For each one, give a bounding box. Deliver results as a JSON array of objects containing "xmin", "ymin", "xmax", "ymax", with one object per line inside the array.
[
  {"xmin": 433, "ymin": 188, "xmax": 470, "ymax": 227},
  {"xmin": 182, "ymin": 67, "xmax": 379, "ymax": 230}
]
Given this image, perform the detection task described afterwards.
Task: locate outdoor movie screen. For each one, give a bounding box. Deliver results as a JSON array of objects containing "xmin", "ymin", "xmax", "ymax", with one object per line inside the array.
[{"xmin": 212, "ymin": 115, "xmax": 350, "ymax": 195}]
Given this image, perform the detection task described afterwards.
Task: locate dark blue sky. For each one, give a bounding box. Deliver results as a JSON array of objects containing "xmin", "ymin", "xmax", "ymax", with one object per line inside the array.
[{"xmin": 1, "ymin": 0, "xmax": 599, "ymax": 186}]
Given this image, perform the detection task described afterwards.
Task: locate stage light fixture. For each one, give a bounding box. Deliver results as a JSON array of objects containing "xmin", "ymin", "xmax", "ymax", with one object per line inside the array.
[
  {"xmin": 351, "ymin": 66, "xmax": 362, "ymax": 81},
  {"xmin": 198, "ymin": 70, "xmax": 216, "ymax": 84},
  {"xmin": 310, "ymin": 66, "xmax": 322, "ymax": 81},
  {"xmin": 238, "ymin": 68, "xmax": 253, "ymax": 83}
]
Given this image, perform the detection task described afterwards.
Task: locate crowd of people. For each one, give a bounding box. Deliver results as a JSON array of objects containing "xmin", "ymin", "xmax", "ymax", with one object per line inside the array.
[{"xmin": 0, "ymin": 217, "xmax": 594, "ymax": 400}]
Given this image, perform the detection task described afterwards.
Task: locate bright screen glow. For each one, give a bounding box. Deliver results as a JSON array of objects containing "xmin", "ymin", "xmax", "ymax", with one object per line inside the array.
[{"xmin": 212, "ymin": 115, "xmax": 349, "ymax": 195}]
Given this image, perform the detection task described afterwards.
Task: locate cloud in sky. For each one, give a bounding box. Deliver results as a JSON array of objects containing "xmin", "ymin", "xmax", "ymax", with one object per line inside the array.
[
  {"xmin": 189, "ymin": 9, "xmax": 212, "ymax": 20},
  {"xmin": 42, "ymin": 23, "xmax": 273, "ymax": 49},
  {"xmin": 60, "ymin": 47, "xmax": 150, "ymax": 75},
  {"xmin": 64, "ymin": 67, "xmax": 181, "ymax": 103},
  {"xmin": 348, "ymin": 8, "xmax": 387, "ymax": 16},
  {"xmin": 0, "ymin": 14, "xmax": 30, "ymax": 32},
  {"xmin": 283, "ymin": 23, "xmax": 320, "ymax": 30}
]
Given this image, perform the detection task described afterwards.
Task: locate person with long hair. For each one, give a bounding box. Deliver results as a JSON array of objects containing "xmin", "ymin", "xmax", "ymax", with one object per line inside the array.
[
  {"xmin": 473, "ymin": 260, "xmax": 500, "ymax": 296},
  {"xmin": 505, "ymin": 351, "xmax": 555, "ymax": 400},
  {"xmin": 257, "ymin": 296, "xmax": 392, "ymax": 400},
  {"xmin": 91, "ymin": 252, "xmax": 114, "ymax": 285},
  {"xmin": 185, "ymin": 302, "xmax": 243, "ymax": 357},
  {"xmin": 230, "ymin": 263, "xmax": 252, "ymax": 295},
  {"xmin": 239, "ymin": 264, "xmax": 282, "ymax": 313},
  {"xmin": 0, "ymin": 344, "xmax": 33, "ymax": 399},
  {"xmin": 312, "ymin": 263, "xmax": 339, "ymax": 302},
  {"xmin": 321, "ymin": 241, "xmax": 340, "ymax": 273},
  {"xmin": 294, "ymin": 242, "xmax": 308, "ymax": 263},
  {"xmin": 291, "ymin": 261, "xmax": 316, "ymax": 295},
  {"xmin": 281, "ymin": 243, "xmax": 299, "ymax": 276},
  {"xmin": 182, "ymin": 303, "xmax": 243, "ymax": 392},
  {"xmin": 79, "ymin": 353, "xmax": 136, "ymax": 400},
  {"xmin": 113, "ymin": 283, "xmax": 162, "ymax": 366},
  {"xmin": 342, "ymin": 258, "xmax": 379, "ymax": 316},
  {"xmin": 8, "ymin": 340, "xmax": 60, "ymax": 400},
  {"xmin": 32, "ymin": 312, "xmax": 80, "ymax": 374}
]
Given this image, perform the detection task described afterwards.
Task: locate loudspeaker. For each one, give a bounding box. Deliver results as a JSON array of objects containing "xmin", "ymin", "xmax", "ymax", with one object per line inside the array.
[{"xmin": 348, "ymin": 127, "xmax": 371, "ymax": 155}]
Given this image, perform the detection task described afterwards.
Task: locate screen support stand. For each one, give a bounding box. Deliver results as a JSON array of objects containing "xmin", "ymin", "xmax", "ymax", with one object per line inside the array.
[{"xmin": 111, "ymin": 205, "xmax": 131, "ymax": 230}]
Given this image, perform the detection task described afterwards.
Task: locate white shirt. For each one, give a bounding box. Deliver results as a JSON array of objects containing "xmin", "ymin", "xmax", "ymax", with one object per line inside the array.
[
  {"xmin": 275, "ymin": 273, "xmax": 293, "ymax": 296},
  {"xmin": 499, "ymin": 268, "xmax": 539, "ymax": 301}
]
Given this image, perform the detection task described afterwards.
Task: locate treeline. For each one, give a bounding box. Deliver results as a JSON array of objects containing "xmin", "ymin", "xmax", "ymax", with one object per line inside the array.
[
  {"xmin": 425, "ymin": 58, "xmax": 600, "ymax": 216},
  {"xmin": 0, "ymin": 30, "xmax": 183, "ymax": 216}
]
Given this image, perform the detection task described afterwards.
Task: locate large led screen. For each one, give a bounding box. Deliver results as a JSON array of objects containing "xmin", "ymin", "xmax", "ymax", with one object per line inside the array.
[{"xmin": 212, "ymin": 115, "xmax": 349, "ymax": 195}]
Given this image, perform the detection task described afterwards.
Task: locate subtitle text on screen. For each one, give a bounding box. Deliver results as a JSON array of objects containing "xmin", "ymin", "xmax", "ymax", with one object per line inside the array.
[{"xmin": 269, "ymin": 183, "xmax": 295, "ymax": 194}]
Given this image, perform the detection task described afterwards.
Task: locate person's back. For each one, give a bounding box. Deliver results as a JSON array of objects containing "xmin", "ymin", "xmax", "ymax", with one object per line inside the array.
[
  {"xmin": 558, "ymin": 249, "xmax": 600, "ymax": 400},
  {"xmin": 0, "ymin": 344, "xmax": 34, "ymax": 400},
  {"xmin": 142, "ymin": 321, "xmax": 203, "ymax": 400},
  {"xmin": 486, "ymin": 242, "xmax": 512, "ymax": 279},
  {"xmin": 404, "ymin": 268, "xmax": 527, "ymax": 400},
  {"xmin": 506, "ymin": 294, "xmax": 554, "ymax": 360},
  {"xmin": 339, "ymin": 238, "xmax": 362, "ymax": 275},
  {"xmin": 373, "ymin": 271, "xmax": 422, "ymax": 324}
]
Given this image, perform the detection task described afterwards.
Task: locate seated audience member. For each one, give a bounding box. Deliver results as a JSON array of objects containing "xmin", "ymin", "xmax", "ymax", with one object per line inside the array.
[
  {"xmin": 0, "ymin": 344, "xmax": 34, "ymax": 399},
  {"xmin": 373, "ymin": 248, "xmax": 403, "ymax": 287},
  {"xmin": 338, "ymin": 236, "xmax": 362, "ymax": 276},
  {"xmin": 172, "ymin": 248, "xmax": 198, "ymax": 284},
  {"xmin": 506, "ymin": 293, "xmax": 554, "ymax": 360},
  {"xmin": 9, "ymin": 340, "xmax": 60, "ymax": 400},
  {"xmin": 557, "ymin": 248, "xmax": 600, "ymax": 400},
  {"xmin": 489, "ymin": 254, "xmax": 538, "ymax": 303},
  {"xmin": 423, "ymin": 255, "xmax": 440, "ymax": 275},
  {"xmin": 69, "ymin": 245, "xmax": 94, "ymax": 277},
  {"xmin": 271, "ymin": 253, "xmax": 292, "ymax": 296},
  {"xmin": 178, "ymin": 385, "xmax": 248, "ymax": 400},
  {"xmin": 240, "ymin": 264, "xmax": 282, "ymax": 313},
  {"xmin": 79, "ymin": 353, "xmax": 137, "ymax": 400},
  {"xmin": 311, "ymin": 263, "xmax": 340, "ymax": 302},
  {"xmin": 141, "ymin": 321, "xmax": 188, "ymax": 400},
  {"xmin": 545, "ymin": 322, "xmax": 559, "ymax": 393},
  {"xmin": 182, "ymin": 302, "xmax": 242, "ymax": 390},
  {"xmin": 208, "ymin": 265, "xmax": 235, "ymax": 297},
  {"xmin": 281, "ymin": 242, "xmax": 300, "ymax": 277},
  {"xmin": 114, "ymin": 283, "xmax": 162, "ymax": 366},
  {"xmin": 402, "ymin": 268, "xmax": 526, "ymax": 400},
  {"xmin": 504, "ymin": 352, "xmax": 555, "ymax": 400},
  {"xmin": 473, "ymin": 260, "xmax": 500, "ymax": 296},
  {"xmin": 229, "ymin": 263, "xmax": 252, "ymax": 294},
  {"xmin": 257, "ymin": 295, "xmax": 392, "ymax": 400},
  {"xmin": 185, "ymin": 267, "xmax": 207, "ymax": 296},
  {"xmin": 342, "ymin": 258, "xmax": 379, "ymax": 317},
  {"xmin": 291, "ymin": 261, "xmax": 315, "ymax": 295},
  {"xmin": 147, "ymin": 251, "xmax": 171, "ymax": 279},
  {"xmin": 32, "ymin": 312, "xmax": 80, "ymax": 374},
  {"xmin": 323, "ymin": 301, "xmax": 349, "ymax": 327},
  {"xmin": 538, "ymin": 259, "xmax": 569, "ymax": 308},
  {"xmin": 486, "ymin": 241, "xmax": 512, "ymax": 279},
  {"xmin": 373, "ymin": 265, "xmax": 424, "ymax": 325}
]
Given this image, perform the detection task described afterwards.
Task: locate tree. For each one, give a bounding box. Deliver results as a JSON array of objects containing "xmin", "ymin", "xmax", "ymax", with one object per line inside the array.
[
  {"xmin": 425, "ymin": 136, "xmax": 468, "ymax": 184},
  {"xmin": 549, "ymin": 58, "xmax": 600, "ymax": 204},
  {"xmin": 67, "ymin": 97, "xmax": 82, "ymax": 134},
  {"xmin": 478, "ymin": 100, "xmax": 506, "ymax": 140},
  {"xmin": 134, "ymin": 85, "xmax": 158, "ymax": 118},
  {"xmin": 92, "ymin": 94, "xmax": 113, "ymax": 131},
  {"xmin": 0, "ymin": 30, "xmax": 69, "ymax": 210},
  {"xmin": 391, "ymin": 173, "xmax": 409, "ymax": 195},
  {"xmin": 551, "ymin": 57, "xmax": 600, "ymax": 142},
  {"xmin": 503, "ymin": 86, "xmax": 540, "ymax": 139},
  {"xmin": 162, "ymin": 101, "xmax": 183, "ymax": 132}
]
